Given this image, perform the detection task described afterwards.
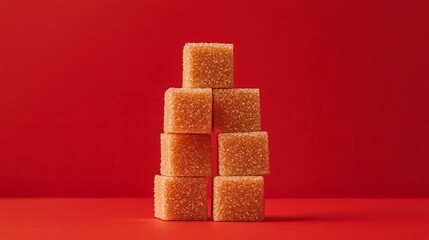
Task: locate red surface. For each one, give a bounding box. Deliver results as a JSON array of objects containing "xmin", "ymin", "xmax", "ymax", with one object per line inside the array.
[
  {"xmin": 0, "ymin": 0, "xmax": 428, "ymax": 197},
  {"xmin": 0, "ymin": 198, "xmax": 428, "ymax": 240}
]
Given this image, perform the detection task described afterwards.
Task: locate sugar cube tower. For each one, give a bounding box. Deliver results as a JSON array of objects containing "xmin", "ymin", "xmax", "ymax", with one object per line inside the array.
[{"xmin": 155, "ymin": 43, "xmax": 270, "ymax": 221}]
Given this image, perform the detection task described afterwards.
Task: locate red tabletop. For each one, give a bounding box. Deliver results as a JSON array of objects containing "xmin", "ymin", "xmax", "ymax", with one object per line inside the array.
[{"xmin": 1, "ymin": 198, "xmax": 428, "ymax": 240}]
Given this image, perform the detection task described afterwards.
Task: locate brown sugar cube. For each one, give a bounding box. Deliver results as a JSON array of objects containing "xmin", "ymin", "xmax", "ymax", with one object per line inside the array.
[
  {"xmin": 161, "ymin": 133, "xmax": 211, "ymax": 177},
  {"xmin": 154, "ymin": 175, "xmax": 208, "ymax": 221},
  {"xmin": 183, "ymin": 43, "xmax": 234, "ymax": 88},
  {"xmin": 213, "ymin": 89, "xmax": 261, "ymax": 133},
  {"xmin": 164, "ymin": 88, "xmax": 212, "ymax": 134},
  {"xmin": 213, "ymin": 176, "xmax": 264, "ymax": 222},
  {"xmin": 218, "ymin": 132, "xmax": 269, "ymax": 176}
]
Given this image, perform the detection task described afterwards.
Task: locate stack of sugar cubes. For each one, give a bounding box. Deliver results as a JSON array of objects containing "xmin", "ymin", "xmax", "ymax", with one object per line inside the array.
[{"xmin": 154, "ymin": 43, "xmax": 270, "ymax": 221}]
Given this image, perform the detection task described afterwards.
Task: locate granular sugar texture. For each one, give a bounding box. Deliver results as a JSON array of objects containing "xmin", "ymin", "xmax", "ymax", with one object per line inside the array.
[
  {"xmin": 218, "ymin": 132, "xmax": 269, "ymax": 176},
  {"xmin": 164, "ymin": 88, "xmax": 212, "ymax": 134},
  {"xmin": 161, "ymin": 133, "xmax": 211, "ymax": 176},
  {"xmin": 154, "ymin": 175, "xmax": 208, "ymax": 220},
  {"xmin": 183, "ymin": 43, "xmax": 233, "ymax": 88},
  {"xmin": 213, "ymin": 88, "xmax": 261, "ymax": 133},
  {"xmin": 213, "ymin": 176, "xmax": 264, "ymax": 221}
]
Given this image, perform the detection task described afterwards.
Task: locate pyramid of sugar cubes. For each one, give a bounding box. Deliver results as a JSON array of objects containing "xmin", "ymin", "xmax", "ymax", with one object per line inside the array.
[{"xmin": 154, "ymin": 43, "xmax": 270, "ymax": 221}]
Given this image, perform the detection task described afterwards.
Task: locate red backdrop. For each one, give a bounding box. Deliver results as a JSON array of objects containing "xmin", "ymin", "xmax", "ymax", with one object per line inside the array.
[{"xmin": 0, "ymin": 0, "xmax": 428, "ymax": 197}]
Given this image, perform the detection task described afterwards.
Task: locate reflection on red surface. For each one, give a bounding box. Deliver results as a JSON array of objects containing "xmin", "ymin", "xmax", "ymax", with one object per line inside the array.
[{"xmin": 1, "ymin": 198, "xmax": 428, "ymax": 240}]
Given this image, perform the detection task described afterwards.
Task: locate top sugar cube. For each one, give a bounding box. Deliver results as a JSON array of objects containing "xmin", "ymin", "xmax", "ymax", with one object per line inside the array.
[{"xmin": 183, "ymin": 43, "xmax": 234, "ymax": 89}]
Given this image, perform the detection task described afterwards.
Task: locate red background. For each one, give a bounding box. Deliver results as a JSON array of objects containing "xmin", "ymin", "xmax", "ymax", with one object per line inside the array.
[{"xmin": 0, "ymin": 0, "xmax": 428, "ymax": 198}]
